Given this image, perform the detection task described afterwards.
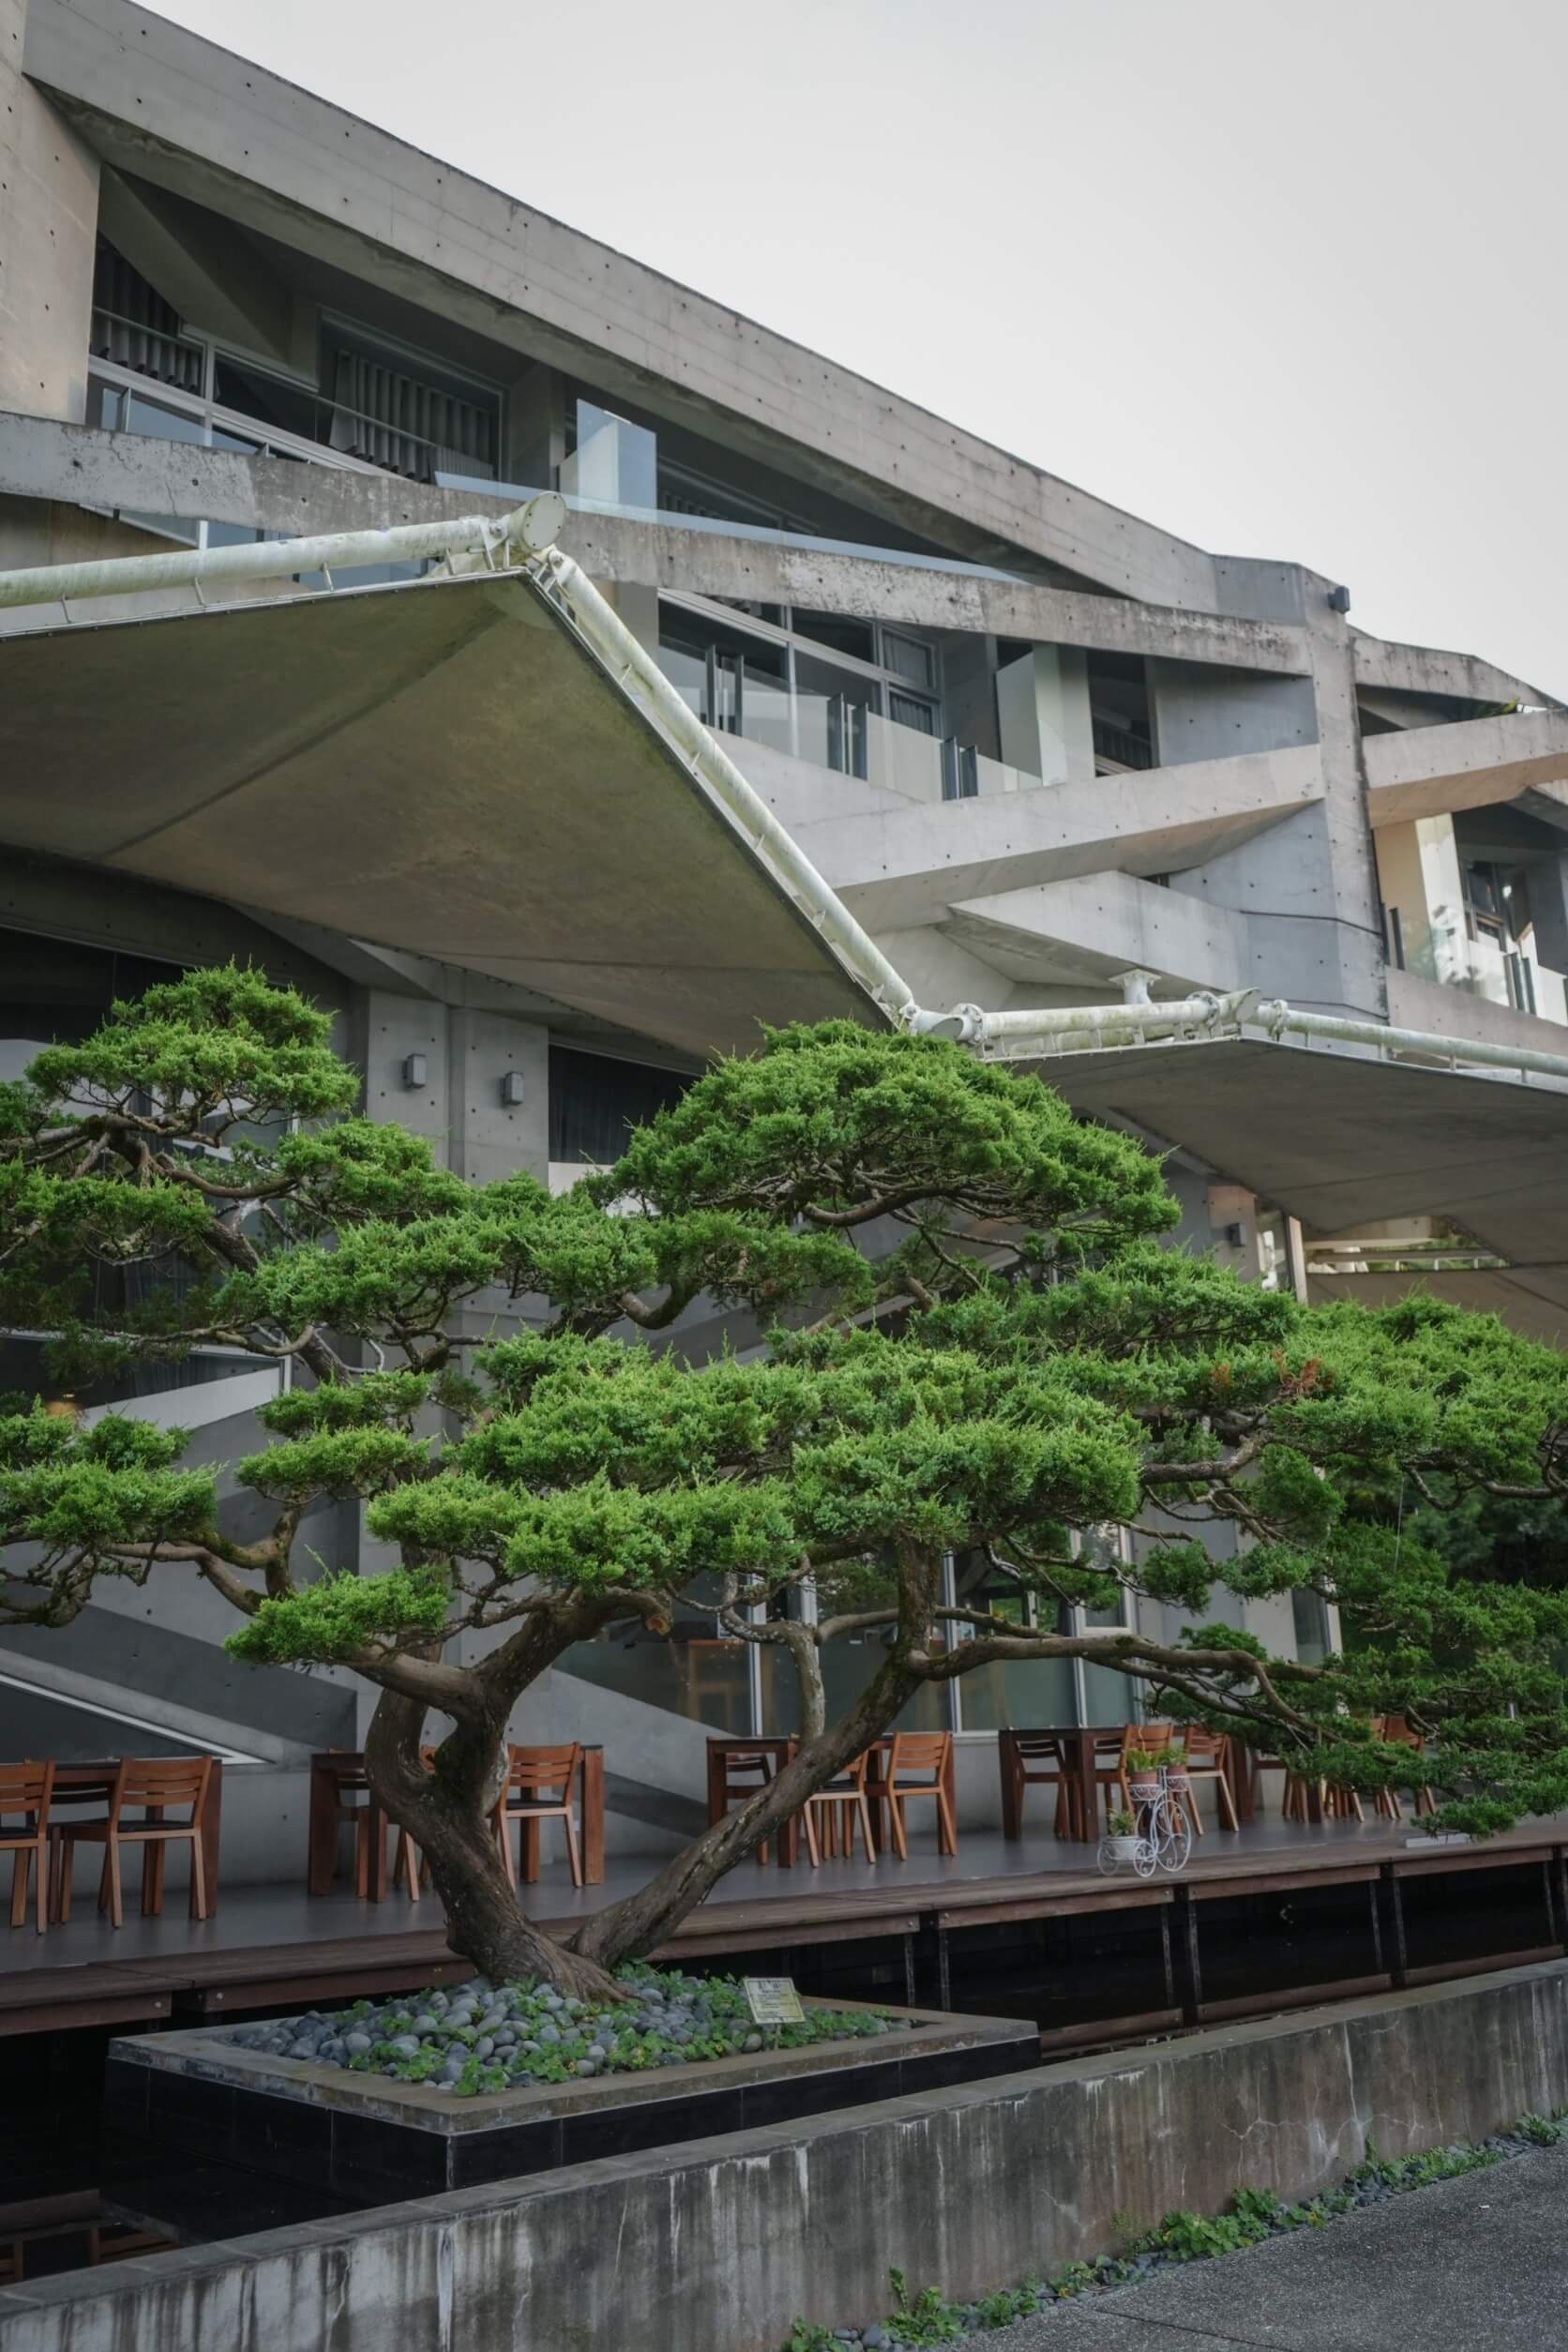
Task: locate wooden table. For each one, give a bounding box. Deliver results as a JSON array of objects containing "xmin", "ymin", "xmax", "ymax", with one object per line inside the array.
[
  {"xmin": 707, "ymin": 1734, "xmax": 958, "ymax": 1867},
  {"xmin": 998, "ymin": 1726, "xmax": 1130, "ymax": 1846},
  {"xmin": 309, "ymin": 1747, "xmax": 605, "ymax": 1902},
  {"xmin": 50, "ymin": 1758, "xmax": 224, "ymax": 1915}
]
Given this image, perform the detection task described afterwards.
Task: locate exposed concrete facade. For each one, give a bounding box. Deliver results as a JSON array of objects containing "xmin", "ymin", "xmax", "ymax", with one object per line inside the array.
[{"xmin": 0, "ymin": 0, "xmax": 1565, "ymax": 1839}]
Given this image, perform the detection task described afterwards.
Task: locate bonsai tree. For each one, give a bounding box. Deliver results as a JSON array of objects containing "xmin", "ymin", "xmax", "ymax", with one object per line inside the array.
[{"xmin": 4, "ymin": 968, "xmax": 1568, "ymax": 1996}]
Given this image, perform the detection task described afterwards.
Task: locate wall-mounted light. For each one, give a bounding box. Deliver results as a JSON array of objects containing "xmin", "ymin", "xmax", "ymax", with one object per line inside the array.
[
  {"xmin": 401, "ymin": 1053, "xmax": 429, "ymax": 1090},
  {"xmin": 1326, "ymin": 584, "xmax": 1351, "ymax": 614},
  {"xmin": 1222, "ymin": 1221, "xmax": 1245, "ymax": 1249},
  {"xmin": 500, "ymin": 1071, "xmax": 527, "ymax": 1107}
]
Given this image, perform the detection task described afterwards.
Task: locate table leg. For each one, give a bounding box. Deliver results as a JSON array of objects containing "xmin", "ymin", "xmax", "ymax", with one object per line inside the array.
[
  {"xmin": 201, "ymin": 1763, "xmax": 223, "ymax": 1912},
  {"xmin": 1229, "ymin": 1741, "xmax": 1259, "ymax": 1827},
  {"xmin": 580, "ymin": 1748, "xmax": 605, "ymax": 1886},
  {"xmin": 999, "ymin": 1734, "xmax": 1021, "ymax": 1840},
  {"xmin": 366, "ymin": 1796, "xmax": 389, "ymax": 1902},
  {"xmin": 308, "ymin": 1761, "xmax": 336, "ymax": 1896},
  {"xmin": 777, "ymin": 1741, "xmax": 799, "ymax": 1869},
  {"xmin": 706, "ymin": 1743, "xmax": 723, "ymax": 1829},
  {"xmin": 521, "ymin": 1817, "xmax": 542, "ymax": 1884},
  {"xmin": 1073, "ymin": 1730, "xmax": 1098, "ymax": 1845},
  {"xmin": 142, "ymin": 1807, "xmax": 165, "ymax": 1917}
]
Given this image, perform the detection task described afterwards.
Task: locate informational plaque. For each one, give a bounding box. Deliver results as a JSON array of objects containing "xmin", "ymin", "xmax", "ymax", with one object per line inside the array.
[{"xmin": 743, "ymin": 1975, "xmax": 806, "ymax": 2026}]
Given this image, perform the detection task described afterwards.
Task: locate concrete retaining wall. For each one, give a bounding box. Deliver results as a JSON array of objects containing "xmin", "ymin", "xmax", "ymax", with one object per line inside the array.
[{"xmin": 8, "ymin": 1959, "xmax": 1568, "ymax": 2352}]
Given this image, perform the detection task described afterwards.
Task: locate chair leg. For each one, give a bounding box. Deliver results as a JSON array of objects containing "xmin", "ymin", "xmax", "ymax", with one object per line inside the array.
[
  {"xmin": 563, "ymin": 1811, "xmax": 582, "ymax": 1890},
  {"xmin": 856, "ymin": 1792, "xmax": 877, "ymax": 1861},
  {"xmin": 1216, "ymin": 1770, "xmax": 1239, "ymax": 1832},
  {"xmin": 497, "ymin": 1816, "xmax": 518, "ymax": 1889},
  {"xmin": 8, "ymin": 1851, "xmax": 25, "ymax": 1932},
  {"xmin": 1184, "ymin": 1787, "xmax": 1204, "ymax": 1838},
  {"xmin": 55, "ymin": 1836, "xmax": 74, "ymax": 1924},
  {"xmin": 354, "ymin": 1816, "xmax": 369, "ymax": 1900},
  {"xmin": 105, "ymin": 1835, "xmax": 123, "ymax": 1931},
  {"xmin": 937, "ymin": 1787, "xmax": 958, "ymax": 1856},
  {"xmin": 34, "ymin": 1839, "xmax": 46, "ymax": 1936},
  {"xmin": 801, "ymin": 1804, "xmax": 822, "ymax": 1867},
  {"xmin": 887, "ymin": 1793, "xmax": 908, "ymax": 1862},
  {"xmin": 188, "ymin": 1832, "xmax": 208, "ymax": 1923},
  {"xmin": 396, "ymin": 1832, "xmax": 420, "ymax": 1900}
]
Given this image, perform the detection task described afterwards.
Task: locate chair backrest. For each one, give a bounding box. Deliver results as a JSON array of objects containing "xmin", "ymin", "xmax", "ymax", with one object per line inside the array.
[
  {"xmin": 1180, "ymin": 1726, "xmax": 1226, "ymax": 1765},
  {"xmin": 1011, "ymin": 1733, "xmax": 1069, "ymax": 1765},
  {"xmin": 816, "ymin": 1750, "xmax": 870, "ymax": 1793},
  {"xmin": 118, "ymin": 1756, "xmax": 212, "ymax": 1819},
  {"xmin": 1121, "ymin": 1722, "xmax": 1173, "ymax": 1765},
  {"xmin": 717, "ymin": 1746, "xmax": 776, "ymax": 1797},
  {"xmin": 889, "ymin": 1731, "xmax": 950, "ymax": 1782},
  {"xmin": 0, "ymin": 1760, "xmax": 53, "ymax": 1829},
  {"xmin": 507, "ymin": 1742, "xmax": 580, "ymax": 1796}
]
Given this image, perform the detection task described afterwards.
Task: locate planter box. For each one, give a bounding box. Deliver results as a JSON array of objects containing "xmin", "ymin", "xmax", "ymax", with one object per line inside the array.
[{"xmin": 104, "ymin": 1998, "xmax": 1036, "ymax": 2197}]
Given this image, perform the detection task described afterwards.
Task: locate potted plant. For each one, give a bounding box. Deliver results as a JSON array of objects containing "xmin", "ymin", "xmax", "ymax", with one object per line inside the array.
[
  {"xmin": 1105, "ymin": 1809, "xmax": 1141, "ymax": 1863},
  {"xmin": 1164, "ymin": 1742, "xmax": 1189, "ymax": 1797},
  {"xmin": 1124, "ymin": 1748, "xmax": 1164, "ymax": 1804}
]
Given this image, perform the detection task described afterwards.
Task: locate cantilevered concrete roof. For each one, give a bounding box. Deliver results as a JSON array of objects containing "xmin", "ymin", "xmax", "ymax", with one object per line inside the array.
[
  {"xmin": 1044, "ymin": 1035, "xmax": 1568, "ymax": 1320},
  {"xmin": 0, "ymin": 573, "xmax": 881, "ymax": 1060}
]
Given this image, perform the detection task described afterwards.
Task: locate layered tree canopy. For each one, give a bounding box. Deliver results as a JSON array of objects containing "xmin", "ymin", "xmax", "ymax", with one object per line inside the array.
[{"xmin": 4, "ymin": 966, "xmax": 1568, "ymax": 1973}]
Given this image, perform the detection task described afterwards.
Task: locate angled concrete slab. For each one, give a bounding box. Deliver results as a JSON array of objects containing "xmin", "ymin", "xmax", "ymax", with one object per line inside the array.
[
  {"xmin": 945, "ymin": 871, "xmax": 1249, "ymax": 994},
  {"xmin": 1364, "ymin": 708, "xmax": 1568, "ymax": 827},
  {"xmin": 800, "ymin": 746, "xmax": 1323, "ymax": 928},
  {"xmin": 1038, "ymin": 1034, "xmax": 1568, "ymax": 1317},
  {"xmin": 0, "ymin": 571, "xmax": 882, "ymax": 1060}
]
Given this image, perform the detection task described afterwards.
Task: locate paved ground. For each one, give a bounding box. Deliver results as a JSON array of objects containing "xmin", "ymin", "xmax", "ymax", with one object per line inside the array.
[{"xmin": 978, "ymin": 2144, "xmax": 1568, "ymax": 2348}]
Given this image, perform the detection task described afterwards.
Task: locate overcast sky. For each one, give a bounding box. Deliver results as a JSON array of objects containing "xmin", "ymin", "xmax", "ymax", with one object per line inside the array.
[{"xmin": 153, "ymin": 0, "xmax": 1566, "ymax": 693}]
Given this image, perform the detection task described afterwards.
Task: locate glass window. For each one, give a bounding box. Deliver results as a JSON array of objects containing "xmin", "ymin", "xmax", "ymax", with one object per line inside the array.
[
  {"xmin": 549, "ymin": 1047, "xmax": 691, "ymax": 1167},
  {"xmin": 950, "ymin": 1552, "xmax": 1077, "ymax": 1730},
  {"xmin": 880, "ymin": 628, "xmax": 937, "ymax": 694},
  {"xmin": 558, "ymin": 1577, "xmax": 752, "ymax": 1731},
  {"xmin": 790, "ymin": 609, "xmax": 877, "ymax": 664},
  {"xmin": 213, "ymin": 354, "xmax": 320, "ymax": 445}
]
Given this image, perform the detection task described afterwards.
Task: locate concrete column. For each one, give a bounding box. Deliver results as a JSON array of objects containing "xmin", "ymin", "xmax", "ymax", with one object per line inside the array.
[
  {"xmin": 0, "ymin": 0, "xmax": 99, "ymax": 422},
  {"xmin": 1526, "ymin": 853, "xmax": 1568, "ymax": 975},
  {"xmin": 445, "ymin": 1007, "xmax": 550, "ymax": 1186},
  {"xmin": 995, "ymin": 644, "xmax": 1093, "ymax": 785}
]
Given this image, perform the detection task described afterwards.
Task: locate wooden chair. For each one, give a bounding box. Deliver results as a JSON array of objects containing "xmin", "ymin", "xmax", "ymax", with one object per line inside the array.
[
  {"xmin": 0, "ymin": 1762, "xmax": 54, "ymax": 1935},
  {"xmin": 1174, "ymin": 1726, "xmax": 1239, "ymax": 1834},
  {"xmin": 884, "ymin": 1732, "xmax": 957, "ymax": 1859},
  {"xmin": 801, "ymin": 1750, "xmax": 877, "ymax": 1865},
  {"xmin": 1372, "ymin": 1715, "xmax": 1437, "ymax": 1819},
  {"xmin": 55, "ymin": 1756, "xmax": 213, "ymax": 1927},
  {"xmin": 315, "ymin": 1750, "xmax": 381, "ymax": 1898},
  {"xmin": 1283, "ymin": 1771, "xmax": 1364, "ymax": 1824},
  {"xmin": 494, "ymin": 1743, "xmax": 582, "ymax": 1889},
  {"xmin": 711, "ymin": 1742, "xmax": 780, "ymax": 1866},
  {"xmin": 1004, "ymin": 1733, "xmax": 1084, "ymax": 1839}
]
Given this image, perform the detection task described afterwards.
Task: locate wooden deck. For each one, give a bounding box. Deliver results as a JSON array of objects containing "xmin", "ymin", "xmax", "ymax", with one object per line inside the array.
[{"xmin": 6, "ymin": 1815, "xmax": 1567, "ymax": 2051}]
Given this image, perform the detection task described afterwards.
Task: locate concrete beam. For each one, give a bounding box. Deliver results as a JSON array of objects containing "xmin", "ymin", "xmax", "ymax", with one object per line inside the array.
[
  {"xmin": 23, "ymin": 0, "xmax": 1223, "ymax": 606},
  {"xmin": 1352, "ymin": 628, "xmax": 1558, "ymax": 712},
  {"xmin": 798, "ymin": 744, "xmax": 1323, "ymax": 928},
  {"xmin": 943, "ymin": 869, "xmax": 1250, "ymax": 995},
  {"xmin": 0, "ymin": 418, "xmax": 1314, "ymax": 672},
  {"xmin": 1364, "ymin": 707, "xmax": 1568, "ymax": 827},
  {"xmin": 97, "ymin": 163, "xmax": 294, "ymax": 365}
]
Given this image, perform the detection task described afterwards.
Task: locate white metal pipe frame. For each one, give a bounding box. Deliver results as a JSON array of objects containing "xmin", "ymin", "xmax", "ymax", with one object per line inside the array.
[{"xmin": 4, "ymin": 503, "xmax": 1568, "ymax": 1093}]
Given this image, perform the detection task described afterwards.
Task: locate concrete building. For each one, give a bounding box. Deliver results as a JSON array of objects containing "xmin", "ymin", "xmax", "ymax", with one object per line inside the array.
[{"xmin": 3, "ymin": 0, "xmax": 1568, "ymax": 1875}]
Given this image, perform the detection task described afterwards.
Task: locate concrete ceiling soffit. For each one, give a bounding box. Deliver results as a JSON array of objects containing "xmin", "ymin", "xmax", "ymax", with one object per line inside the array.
[
  {"xmin": 1042, "ymin": 1035, "xmax": 1568, "ymax": 1285},
  {"xmin": 801, "ymin": 746, "xmax": 1323, "ymax": 929},
  {"xmin": 0, "ymin": 572, "xmax": 881, "ymax": 1061},
  {"xmin": 1364, "ymin": 708, "xmax": 1568, "ymax": 828}
]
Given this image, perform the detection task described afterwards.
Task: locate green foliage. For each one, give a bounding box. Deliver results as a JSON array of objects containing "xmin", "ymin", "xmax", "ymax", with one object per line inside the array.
[
  {"xmin": 227, "ymin": 1567, "xmax": 451, "ymax": 1664},
  {"xmin": 7, "ymin": 965, "xmax": 1568, "ymax": 1854}
]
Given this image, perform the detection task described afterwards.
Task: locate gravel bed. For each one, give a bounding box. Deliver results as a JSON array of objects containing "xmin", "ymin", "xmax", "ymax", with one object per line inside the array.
[{"xmin": 226, "ymin": 1967, "xmax": 895, "ymax": 2098}]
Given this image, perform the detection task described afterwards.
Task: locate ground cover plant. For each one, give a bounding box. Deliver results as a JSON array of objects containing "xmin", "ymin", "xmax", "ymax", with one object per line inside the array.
[
  {"xmin": 780, "ymin": 2113, "xmax": 1568, "ymax": 2345},
  {"xmin": 5, "ymin": 967, "xmax": 1568, "ymax": 1995},
  {"xmin": 225, "ymin": 1968, "xmax": 894, "ymax": 2096}
]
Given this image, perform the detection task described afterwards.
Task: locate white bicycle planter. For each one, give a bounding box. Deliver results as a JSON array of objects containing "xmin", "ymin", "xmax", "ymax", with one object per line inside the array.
[{"xmin": 1097, "ymin": 1766, "xmax": 1193, "ymax": 1877}]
